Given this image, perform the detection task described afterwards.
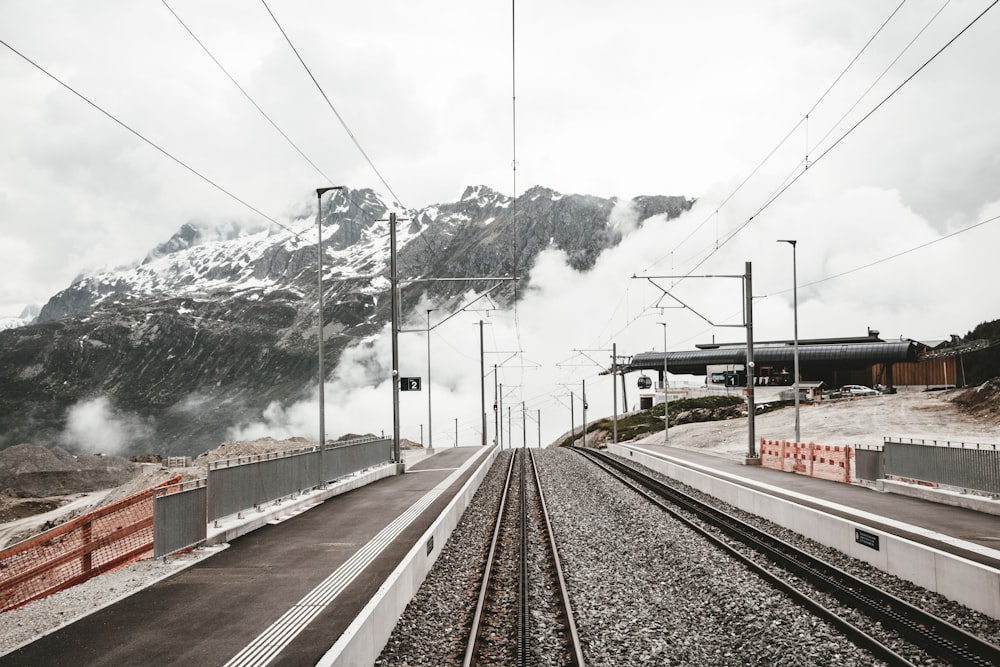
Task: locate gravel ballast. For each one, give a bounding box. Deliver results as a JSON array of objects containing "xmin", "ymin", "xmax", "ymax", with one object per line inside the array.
[{"xmin": 379, "ymin": 449, "xmax": 887, "ymax": 665}]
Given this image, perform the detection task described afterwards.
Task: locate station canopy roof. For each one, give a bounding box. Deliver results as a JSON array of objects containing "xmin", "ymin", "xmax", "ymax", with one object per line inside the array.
[{"xmin": 628, "ymin": 336, "xmax": 919, "ymax": 376}]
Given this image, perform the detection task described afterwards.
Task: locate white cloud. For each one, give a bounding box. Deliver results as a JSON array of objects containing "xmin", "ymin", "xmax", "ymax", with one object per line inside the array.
[{"xmin": 60, "ymin": 396, "xmax": 153, "ymax": 455}]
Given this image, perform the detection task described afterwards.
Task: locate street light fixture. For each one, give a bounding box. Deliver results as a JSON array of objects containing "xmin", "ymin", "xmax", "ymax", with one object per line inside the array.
[
  {"xmin": 657, "ymin": 321, "xmax": 669, "ymax": 445},
  {"xmin": 426, "ymin": 308, "xmax": 436, "ymax": 454},
  {"xmin": 316, "ymin": 185, "xmax": 343, "ymax": 487},
  {"xmin": 778, "ymin": 239, "xmax": 800, "ymax": 444}
]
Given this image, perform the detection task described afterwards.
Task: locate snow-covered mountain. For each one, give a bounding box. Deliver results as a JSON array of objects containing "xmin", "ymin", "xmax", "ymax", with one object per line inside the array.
[
  {"xmin": 0, "ymin": 185, "xmax": 693, "ymax": 456},
  {"xmin": 0, "ymin": 304, "xmax": 39, "ymax": 331}
]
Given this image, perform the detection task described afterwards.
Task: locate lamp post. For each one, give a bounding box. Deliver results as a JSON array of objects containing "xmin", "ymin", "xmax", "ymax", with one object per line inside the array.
[
  {"xmin": 658, "ymin": 321, "xmax": 669, "ymax": 445},
  {"xmin": 315, "ymin": 185, "xmax": 343, "ymax": 487},
  {"xmin": 479, "ymin": 320, "xmax": 486, "ymax": 447},
  {"xmin": 426, "ymin": 308, "xmax": 436, "ymax": 454},
  {"xmin": 778, "ymin": 239, "xmax": 800, "ymax": 444}
]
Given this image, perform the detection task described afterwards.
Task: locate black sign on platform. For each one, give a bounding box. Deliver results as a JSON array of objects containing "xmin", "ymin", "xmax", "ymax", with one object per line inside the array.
[
  {"xmin": 400, "ymin": 377, "xmax": 421, "ymax": 391},
  {"xmin": 855, "ymin": 528, "xmax": 880, "ymax": 551}
]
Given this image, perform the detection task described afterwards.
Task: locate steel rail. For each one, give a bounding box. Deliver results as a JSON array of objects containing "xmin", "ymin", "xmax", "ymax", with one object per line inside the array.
[
  {"xmin": 463, "ymin": 452, "xmax": 517, "ymax": 666},
  {"xmin": 528, "ymin": 449, "xmax": 587, "ymax": 666},
  {"xmin": 577, "ymin": 448, "xmax": 1000, "ymax": 667},
  {"xmin": 517, "ymin": 450, "xmax": 529, "ymax": 665}
]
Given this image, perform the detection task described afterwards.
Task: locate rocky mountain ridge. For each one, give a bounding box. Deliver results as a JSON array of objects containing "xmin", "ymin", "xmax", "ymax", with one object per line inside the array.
[{"xmin": 0, "ymin": 185, "xmax": 693, "ymax": 457}]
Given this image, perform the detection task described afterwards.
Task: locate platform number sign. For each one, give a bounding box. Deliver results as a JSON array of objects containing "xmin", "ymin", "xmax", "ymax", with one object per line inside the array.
[{"xmin": 400, "ymin": 377, "xmax": 422, "ymax": 391}]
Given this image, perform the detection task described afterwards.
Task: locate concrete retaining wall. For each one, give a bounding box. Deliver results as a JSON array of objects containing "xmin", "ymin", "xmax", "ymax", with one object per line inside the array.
[{"xmin": 610, "ymin": 443, "xmax": 1000, "ymax": 620}]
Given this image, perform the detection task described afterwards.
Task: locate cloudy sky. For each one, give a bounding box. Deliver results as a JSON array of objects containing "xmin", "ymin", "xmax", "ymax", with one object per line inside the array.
[{"xmin": 4, "ymin": 1, "xmax": 1000, "ymax": 446}]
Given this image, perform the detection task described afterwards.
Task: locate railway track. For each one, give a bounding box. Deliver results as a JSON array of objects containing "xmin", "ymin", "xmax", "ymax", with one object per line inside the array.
[
  {"xmin": 463, "ymin": 449, "xmax": 585, "ymax": 667},
  {"xmin": 576, "ymin": 447, "xmax": 1000, "ymax": 667}
]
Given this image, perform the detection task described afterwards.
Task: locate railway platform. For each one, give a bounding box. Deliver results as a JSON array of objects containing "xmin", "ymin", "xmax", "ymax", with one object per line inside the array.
[
  {"xmin": 611, "ymin": 440, "xmax": 1000, "ymax": 619},
  {"xmin": 0, "ymin": 445, "xmax": 496, "ymax": 667}
]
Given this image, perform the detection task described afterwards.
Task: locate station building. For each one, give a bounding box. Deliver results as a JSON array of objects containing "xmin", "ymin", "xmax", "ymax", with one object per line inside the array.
[{"xmin": 627, "ymin": 330, "xmax": 968, "ymax": 399}]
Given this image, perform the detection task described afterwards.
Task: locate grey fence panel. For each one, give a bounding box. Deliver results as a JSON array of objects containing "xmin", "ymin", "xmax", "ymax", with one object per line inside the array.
[
  {"xmin": 321, "ymin": 437, "xmax": 393, "ymax": 484},
  {"xmin": 854, "ymin": 446, "xmax": 883, "ymax": 482},
  {"xmin": 154, "ymin": 480, "xmax": 207, "ymax": 558},
  {"xmin": 883, "ymin": 438, "xmax": 1000, "ymax": 495},
  {"xmin": 206, "ymin": 438, "xmax": 393, "ymax": 522},
  {"xmin": 207, "ymin": 447, "xmax": 320, "ymax": 522}
]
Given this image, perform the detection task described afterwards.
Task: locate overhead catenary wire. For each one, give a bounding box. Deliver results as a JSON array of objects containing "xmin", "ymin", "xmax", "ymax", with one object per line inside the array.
[
  {"xmin": 260, "ymin": 0, "xmax": 405, "ymax": 210},
  {"xmin": 0, "ymin": 36, "xmax": 302, "ymax": 240},
  {"xmin": 640, "ymin": 0, "xmax": 914, "ymax": 276},
  {"xmin": 807, "ymin": 0, "xmax": 954, "ymax": 160},
  {"xmin": 698, "ymin": 0, "xmax": 998, "ymax": 275},
  {"xmin": 161, "ymin": 0, "xmax": 338, "ymax": 189}
]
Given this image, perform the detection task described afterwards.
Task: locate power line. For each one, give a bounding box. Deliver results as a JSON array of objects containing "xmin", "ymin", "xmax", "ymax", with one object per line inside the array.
[
  {"xmin": 641, "ymin": 1, "xmax": 917, "ymax": 275},
  {"xmin": 808, "ymin": 0, "xmax": 953, "ymax": 160},
  {"xmin": 0, "ymin": 35, "xmax": 302, "ymax": 240},
  {"xmin": 794, "ymin": 211, "xmax": 1000, "ymax": 292},
  {"xmin": 260, "ymin": 0, "xmax": 405, "ymax": 210},
  {"xmin": 160, "ymin": 0, "xmax": 337, "ymax": 187},
  {"xmin": 674, "ymin": 0, "xmax": 999, "ymax": 279},
  {"xmin": 160, "ymin": 0, "xmax": 403, "ymax": 246}
]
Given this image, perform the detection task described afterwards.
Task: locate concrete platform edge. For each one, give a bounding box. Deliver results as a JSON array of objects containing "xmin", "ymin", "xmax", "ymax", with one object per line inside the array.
[
  {"xmin": 610, "ymin": 443, "xmax": 1000, "ymax": 620},
  {"xmin": 877, "ymin": 479, "xmax": 1000, "ymax": 517},
  {"xmin": 317, "ymin": 446, "xmax": 499, "ymax": 667}
]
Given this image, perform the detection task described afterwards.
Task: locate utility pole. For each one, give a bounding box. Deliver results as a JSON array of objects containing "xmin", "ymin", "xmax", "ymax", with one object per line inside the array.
[
  {"xmin": 778, "ymin": 239, "xmax": 800, "ymax": 444},
  {"xmin": 745, "ymin": 261, "xmax": 758, "ymax": 462},
  {"xmin": 390, "ymin": 212, "xmax": 401, "ymax": 463},
  {"xmin": 315, "ymin": 185, "xmax": 343, "ymax": 486},
  {"xmin": 635, "ymin": 264, "xmax": 759, "ymax": 465},
  {"xmin": 480, "ymin": 320, "xmax": 486, "ymax": 446},
  {"xmin": 570, "ymin": 391, "xmax": 575, "ymax": 447},
  {"xmin": 499, "ymin": 382, "xmax": 504, "ymax": 450},
  {"xmin": 426, "ymin": 309, "xmax": 436, "ymax": 454},
  {"xmin": 581, "ymin": 379, "xmax": 587, "ymax": 447},
  {"xmin": 659, "ymin": 322, "xmax": 669, "ymax": 446},
  {"xmin": 612, "ymin": 343, "xmax": 618, "ymax": 445},
  {"xmin": 521, "ymin": 401, "xmax": 526, "ymax": 449},
  {"xmin": 493, "ymin": 364, "xmax": 500, "ymax": 449}
]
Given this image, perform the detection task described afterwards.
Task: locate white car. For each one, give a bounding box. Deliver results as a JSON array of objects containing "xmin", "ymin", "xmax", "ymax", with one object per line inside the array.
[{"xmin": 841, "ymin": 384, "xmax": 878, "ymax": 397}]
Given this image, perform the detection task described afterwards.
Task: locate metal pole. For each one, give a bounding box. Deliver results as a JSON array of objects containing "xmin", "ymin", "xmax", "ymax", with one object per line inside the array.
[
  {"xmin": 778, "ymin": 240, "xmax": 800, "ymax": 443},
  {"xmin": 315, "ymin": 185, "xmax": 342, "ymax": 486},
  {"xmin": 612, "ymin": 342, "xmax": 618, "ymax": 446},
  {"xmin": 480, "ymin": 320, "xmax": 486, "ymax": 446},
  {"xmin": 745, "ymin": 260, "xmax": 758, "ymax": 462},
  {"xmin": 659, "ymin": 322, "xmax": 669, "ymax": 446},
  {"xmin": 581, "ymin": 379, "xmax": 587, "ymax": 448},
  {"xmin": 507, "ymin": 406, "xmax": 512, "ymax": 448},
  {"xmin": 426, "ymin": 309, "xmax": 435, "ymax": 454},
  {"xmin": 570, "ymin": 391, "xmax": 575, "ymax": 447},
  {"xmin": 494, "ymin": 364, "xmax": 499, "ymax": 448},
  {"xmin": 522, "ymin": 402, "xmax": 526, "ymax": 449},
  {"xmin": 390, "ymin": 212, "xmax": 401, "ymax": 463},
  {"xmin": 499, "ymin": 382, "xmax": 504, "ymax": 450}
]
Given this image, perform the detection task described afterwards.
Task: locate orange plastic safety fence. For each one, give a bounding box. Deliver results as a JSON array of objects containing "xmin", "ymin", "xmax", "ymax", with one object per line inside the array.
[
  {"xmin": 759, "ymin": 438, "xmax": 852, "ymax": 483},
  {"xmin": 0, "ymin": 475, "xmax": 181, "ymax": 613}
]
